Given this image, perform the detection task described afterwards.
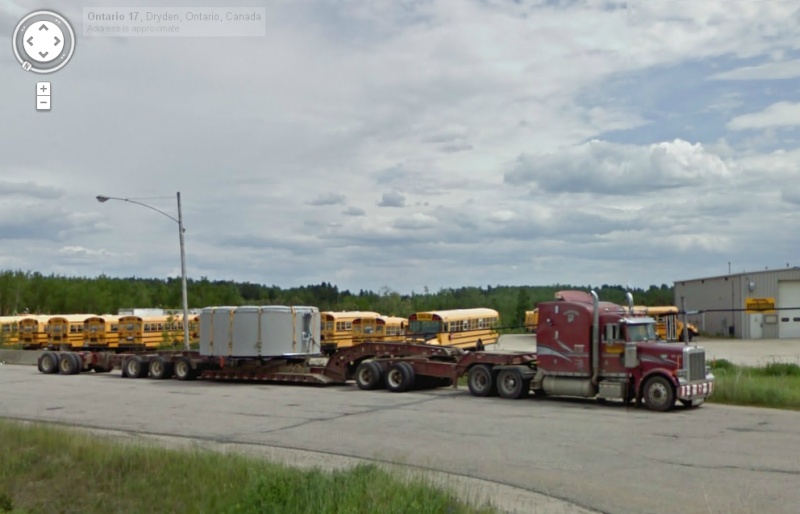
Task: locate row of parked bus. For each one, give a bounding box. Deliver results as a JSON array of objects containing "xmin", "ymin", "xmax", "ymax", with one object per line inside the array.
[
  {"xmin": 1, "ymin": 307, "xmax": 502, "ymax": 353},
  {"xmin": 0, "ymin": 313, "xmax": 201, "ymax": 350},
  {"xmin": 320, "ymin": 308, "xmax": 500, "ymax": 353}
]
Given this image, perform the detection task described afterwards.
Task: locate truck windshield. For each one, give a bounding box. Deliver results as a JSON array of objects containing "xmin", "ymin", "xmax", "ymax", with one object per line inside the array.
[{"xmin": 626, "ymin": 323, "xmax": 656, "ymax": 342}]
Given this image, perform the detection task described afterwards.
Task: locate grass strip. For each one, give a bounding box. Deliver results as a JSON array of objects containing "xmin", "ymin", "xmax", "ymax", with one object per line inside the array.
[
  {"xmin": 707, "ymin": 359, "xmax": 800, "ymax": 411},
  {"xmin": 0, "ymin": 419, "xmax": 497, "ymax": 514}
]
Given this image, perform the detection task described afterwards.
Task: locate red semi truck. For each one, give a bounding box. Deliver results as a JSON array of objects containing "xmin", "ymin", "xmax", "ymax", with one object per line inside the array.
[{"xmin": 35, "ymin": 290, "xmax": 714, "ymax": 412}]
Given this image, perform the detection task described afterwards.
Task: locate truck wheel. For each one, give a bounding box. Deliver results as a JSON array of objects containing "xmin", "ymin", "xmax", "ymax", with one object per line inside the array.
[
  {"xmin": 38, "ymin": 351, "xmax": 59, "ymax": 374},
  {"xmin": 174, "ymin": 357, "xmax": 197, "ymax": 381},
  {"xmin": 124, "ymin": 356, "xmax": 149, "ymax": 379},
  {"xmin": 467, "ymin": 364, "xmax": 496, "ymax": 397},
  {"xmin": 58, "ymin": 353, "xmax": 80, "ymax": 375},
  {"xmin": 496, "ymin": 369, "xmax": 529, "ymax": 400},
  {"xmin": 149, "ymin": 357, "xmax": 174, "ymax": 380},
  {"xmin": 385, "ymin": 362, "xmax": 415, "ymax": 393},
  {"xmin": 355, "ymin": 361, "xmax": 383, "ymax": 390},
  {"xmin": 643, "ymin": 376, "xmax": 675, "ymax": 412}
]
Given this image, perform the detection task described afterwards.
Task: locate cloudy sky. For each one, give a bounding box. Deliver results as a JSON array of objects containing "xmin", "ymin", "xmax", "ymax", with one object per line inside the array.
[{"xmin": 1, "ymin": 0, "xmax": 799, "ymax": 295}]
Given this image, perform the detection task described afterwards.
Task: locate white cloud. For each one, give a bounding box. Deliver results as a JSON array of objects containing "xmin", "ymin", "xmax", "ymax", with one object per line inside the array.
[
  {"xmin": 727, "ymin": 102, "xmax": 800, "ymax": 131},
  {"xmin": 504, "ymin": 139, "xmax": 731, "ymax": 194}
]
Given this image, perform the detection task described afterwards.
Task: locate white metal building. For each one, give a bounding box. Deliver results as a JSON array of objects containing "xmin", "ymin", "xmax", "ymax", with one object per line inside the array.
[{"xmin": 674, "ymin": 267, "xmax": 800, "ymax": 339}]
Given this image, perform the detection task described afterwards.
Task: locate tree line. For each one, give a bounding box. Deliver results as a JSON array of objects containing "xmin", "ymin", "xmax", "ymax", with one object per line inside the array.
[{"xmin": 0, "ymin": 270, "xmax": 675, "ymax": 331}]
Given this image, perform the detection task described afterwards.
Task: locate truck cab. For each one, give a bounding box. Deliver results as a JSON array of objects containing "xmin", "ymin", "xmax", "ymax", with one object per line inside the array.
[{"xmin": 532, "ymin": 290, "xmax": 714, "ymax": 411}]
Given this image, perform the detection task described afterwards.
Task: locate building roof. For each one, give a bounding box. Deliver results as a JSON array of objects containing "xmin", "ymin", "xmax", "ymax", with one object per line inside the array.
[{"xmin": 675, "ymin": 266, "xmax": 800, "ymax": 284}]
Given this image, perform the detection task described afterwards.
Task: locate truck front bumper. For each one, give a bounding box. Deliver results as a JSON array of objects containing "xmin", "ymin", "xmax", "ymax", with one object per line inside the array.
[{"xmin": 677, "ymin": 380, "xmax": 714, "ymax": 401}]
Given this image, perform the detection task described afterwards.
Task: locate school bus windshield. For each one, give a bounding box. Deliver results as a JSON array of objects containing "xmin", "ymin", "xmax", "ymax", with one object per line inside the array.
[{"xmin": 408, "ymin": 320, "xmax": 442, "ymax": 334}]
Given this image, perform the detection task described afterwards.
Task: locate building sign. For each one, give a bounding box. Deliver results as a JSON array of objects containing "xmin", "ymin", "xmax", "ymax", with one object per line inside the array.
[{"xmin": 745, "ymin": 297, "xmax": 776, "ymax": 313}]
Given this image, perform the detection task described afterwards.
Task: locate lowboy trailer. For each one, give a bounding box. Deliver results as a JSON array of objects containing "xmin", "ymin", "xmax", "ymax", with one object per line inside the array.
[{"xmin": 36, "ymin": 341, "xmax": 537, "ymax": 391}]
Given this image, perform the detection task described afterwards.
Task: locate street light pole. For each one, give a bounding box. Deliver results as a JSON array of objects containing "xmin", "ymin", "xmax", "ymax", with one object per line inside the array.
[
  {"xmin": 96, "ymin": 192, "xmax": 191, "ymax": 350},
  {"xmin": 177, "ymin": 192, "xmax": 190, "ymax": 351}
]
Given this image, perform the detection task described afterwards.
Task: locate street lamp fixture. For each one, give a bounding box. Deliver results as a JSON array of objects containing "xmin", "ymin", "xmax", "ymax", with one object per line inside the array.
[{"xmin": 96, "ymin": 193, "xmax": 190, "ymax": 350}]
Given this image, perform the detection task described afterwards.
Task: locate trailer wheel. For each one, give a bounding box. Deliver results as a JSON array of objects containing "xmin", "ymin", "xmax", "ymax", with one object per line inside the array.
[
  {"xmin": 496, "ymin": 368, "xmax": 529, "ymax": 400},
  {"xmin": 149, "ymin": 357, "xmax": 174, "ymax": 380},
  {"xmin": 38, "ymin": 351, "xmax": 59, "ymax": 374},
  {"xmin": 643, "ymin": 375, "xmax": 675, "ymax": 412},
  {"xmin": 174, "ymin": 357, "xmax": 197, "ymax": 381},
  {"xmin": 58, "ymin": 353, "xmax": 81, "ymax": 375},
  {"xmin": 355, "ymin": 361, "xmax": 383, "ymax": 390},
  {"xmin": 124, "ymin": 356, "xmax": 149, "ymax": 379},
  {"xmin": 467, "ymin": 364, "xmax": 496, "ymax": 397},
  {"xmin": 385, "ymin": 362, "xmax": 415, "ymax": 393}
]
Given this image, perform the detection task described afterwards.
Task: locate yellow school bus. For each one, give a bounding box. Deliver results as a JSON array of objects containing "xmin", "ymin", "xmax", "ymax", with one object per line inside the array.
[
  {"xmin": 18, "ymin": 315, "xmax": 53, "ymax": 348},
  {"xmin": 118, "ymin": 314, "xmax": 183, "ymax": 349},
  {"xmin": 0, "ymin": 316, "xmax": 23, "ymax": 347},
  {"xmin": 524, "ymin": 309, "xmax": 538, "ymax": 333},
  {"xmin": 352, "ymin": 315, "xmax": 407, "ymax": 344},
  {"xmin": 407, "ymin": 308, "xmax": 500, "ymax": 350},
  {"xmin": 320, "ymin": 310, "xmax": 381, "ymax": 353},
  {"xmin": 631, "ymin": 305, "xmax": 699, "ymax": 341},
  {"xmin": 187, "ymin": 314, "xmax": 200, "ymax": 345},
  {"xmin": 83, "ymin": 315, "xmax": 121, "ymax": 348},
  {"xmin": 46, "ymin": 314, "xmax": 94, "ymax": 349}
]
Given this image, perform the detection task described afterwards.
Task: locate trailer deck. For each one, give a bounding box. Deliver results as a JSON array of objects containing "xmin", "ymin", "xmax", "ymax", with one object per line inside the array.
[{"xmin": 36, "ymin": 341, "xmax": 538, "ymax": 393}]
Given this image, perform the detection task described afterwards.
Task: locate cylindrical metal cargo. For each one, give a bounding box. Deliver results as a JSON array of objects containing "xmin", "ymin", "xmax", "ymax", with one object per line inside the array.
[
  {"xmin": 542, "ymin": 376, "xmax": 598, "ymax": 397},
  {"xmin": 199, "ymin": 306, "xmax": 320, "ymax": 357}
]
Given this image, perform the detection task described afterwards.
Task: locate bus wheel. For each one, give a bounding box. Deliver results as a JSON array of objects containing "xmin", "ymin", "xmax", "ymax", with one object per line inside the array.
[
  {"xmin": 475, "ymin": 339, "xmax": 485, "ymax": 351},
  {"xmin": 355, "ymin": 361, "xmax": 383, "ymax": 390},
  {"xmin": 385, "ymin": 362, "xmax": 415, "ymax": 393},
  {"xmin": 467, "ymin": 364, "xmax": 496, "ymax": 397}
]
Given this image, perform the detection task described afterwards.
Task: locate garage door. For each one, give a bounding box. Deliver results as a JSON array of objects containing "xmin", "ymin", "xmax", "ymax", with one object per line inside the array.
[{"xmin": 778, "ymin": 281, "xmax": 800, "ymax": 339}]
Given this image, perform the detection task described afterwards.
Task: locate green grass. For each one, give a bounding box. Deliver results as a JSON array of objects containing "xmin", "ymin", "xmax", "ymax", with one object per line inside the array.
[
  {"xmin": 707, "ymin": 359, "xmax": 800, "ymax": 411},
  {"xmin": 0, "ymin": 419, "xmax": 497, "ymax": 514}
]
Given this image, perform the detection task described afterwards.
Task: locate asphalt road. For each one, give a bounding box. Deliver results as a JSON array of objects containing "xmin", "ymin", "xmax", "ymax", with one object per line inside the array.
[{"xmin": 2, "ymin": 362, "xmax": 799, "ymax": 514}]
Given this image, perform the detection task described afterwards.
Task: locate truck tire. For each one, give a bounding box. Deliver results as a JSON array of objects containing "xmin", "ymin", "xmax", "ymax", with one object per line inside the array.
[
  {"xmin": 38, "ymin": 351, "xmax": 59, "ymax": 374},
  {"xmin": 124, "ymin": 356, "xmax": 149, "ymax": 379},
  {"xmin": 467, "ymin": 364, "xmax": 496, "ymax": 397},
  {"xmin": 355, "ymin": 361, "xmax": 383, "ymax": 390},
  {"xmin": 58, "ymin": 353, "xmax": 80, "ymax": 375},
  {"xmin": 385, "ymin": 362, "xmax": 415, "ymax": 393},
  {"xmin": 496, "ymin": 368, "xmax": 529, "ymax": 400},
  {"xmin": 149, "ymin": 356, "xmax": 174, "ymax": 380},
  {"xmin": 643, "ymin": 376, "xmax": 675, "ymax": 412},
  {"xmin": 174, "ymin": 357, "xmax": 197, "ymax": 381}
]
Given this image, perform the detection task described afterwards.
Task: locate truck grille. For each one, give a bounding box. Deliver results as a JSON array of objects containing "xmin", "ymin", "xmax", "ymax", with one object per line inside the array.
[{"xmin": 688, "ymin": 350, "xmax": 706, "ymax": 382}]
